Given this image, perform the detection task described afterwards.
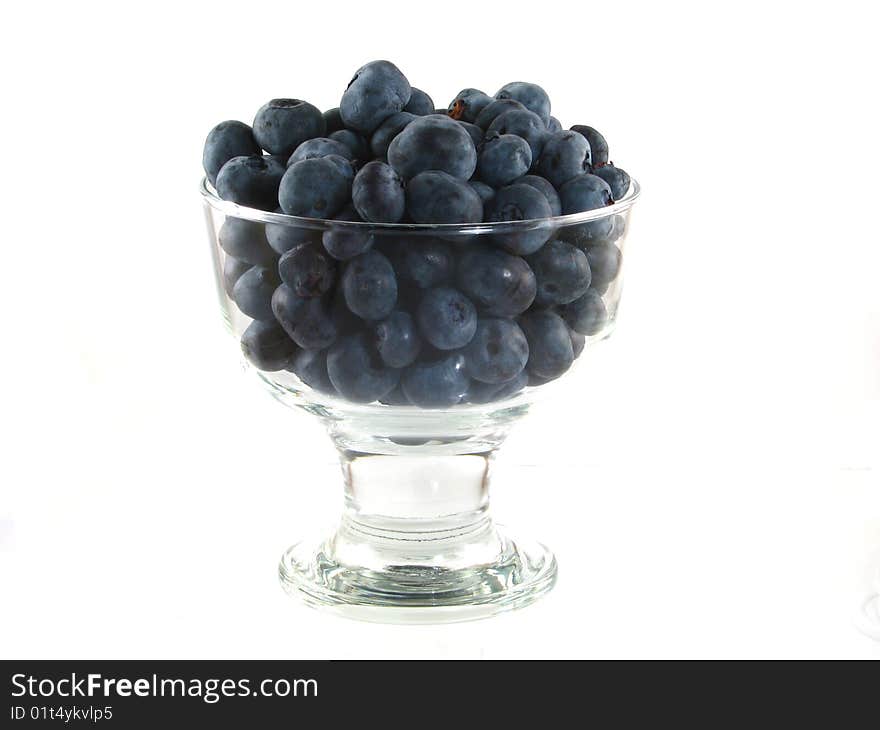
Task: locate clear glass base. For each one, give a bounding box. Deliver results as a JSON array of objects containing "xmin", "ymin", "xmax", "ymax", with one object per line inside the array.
[
  {"xmin": 279, "ymin": 526, "xmax": 557, "ymax": 624},
  {"xmin": 858, "ymin": 594, "xmax": 880, "ymax": 640},
  {"xmin": 278, "ymin": 451, "xmax": 557, "ymax": 624},
  {"xmin": 857, "ymin": 566, "xmax": 880, "ymax": 640}
]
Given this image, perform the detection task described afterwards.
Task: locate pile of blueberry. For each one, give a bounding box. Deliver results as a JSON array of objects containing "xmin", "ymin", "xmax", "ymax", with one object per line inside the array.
[{"xmin": 203, "ymin": 60, "xmax": 632, "ymax": 407}]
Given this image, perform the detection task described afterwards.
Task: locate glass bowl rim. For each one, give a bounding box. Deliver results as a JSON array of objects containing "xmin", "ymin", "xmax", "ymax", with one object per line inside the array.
[{"xmin": 200, "ymin": 176, "xmax": 640, "ymax": 234}]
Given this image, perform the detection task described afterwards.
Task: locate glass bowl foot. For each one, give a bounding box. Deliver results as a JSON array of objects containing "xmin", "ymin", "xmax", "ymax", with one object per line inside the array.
[
  {"xmin": 858, "ymin": 593, "xmax": 880, "ymax": 640},
  {"xmin": 279, "ymin": 527, "xmax": 557, "ymax": 624},
  {"xmin": 857, "ymin": 566, "xmax": 880, "ymax": 640}
]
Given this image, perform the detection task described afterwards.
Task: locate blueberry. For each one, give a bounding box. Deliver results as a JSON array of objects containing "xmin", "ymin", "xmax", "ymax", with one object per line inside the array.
[
  {"xmin": 456, "ymin": 246, "xmax": 536, "ymax": 316},
  {"xmin": 547, "ymin": 116, "xmax": 562, "ymax": 133},
  {"xmin": 370, "ymin": 111, "xmax": 417, "ymax": 159},
  {"xmin": 341, "ymin": 250, "xmax": 398, "ymax": 320},
  {"xmin": 487, "ymin": 109, "xmax": 548, "ymax": 162},
  {"xmin": 222, "ymin": 256, "xmax": 251, "ymax": 297},
  {"xmin": 271, "ymin": 283, "xmax": 312, "ymax": 331},
  {"xmin": 557, "ymin": 216, "xmax": 616, "ymax": 249},
  {"xmin": 401, "ymin": 352, "xmax": 469, "ymax": 408},
  {"xmin": 469, "ymin": 180, "xmax": 496, "ymax": 204},
  {"xmin": 374, "ymin": 311, "xmax": 421, "ymax": 368},
  {"xmin": 388, "ymin": 115, "xmax": 477, "ymax": 180},
  {"xmin": 570, "ymin": 125, "xmax": 609, "ymax": 167},
  {"xmin": 477, "ymin": 132, "xmax": 532, "ymax": 188},
  {"xmin": 389, "ymin": 238, "xmax": 455, "ymax": 289},
  {"xmin": 203, "ymin": 120, "xmax": 261, "ymax": 185},
  {"xmin": 253, "ymin": 99, "xmax": 325, "ymax": 157},
  {"xmin": 265, "ymin": 219, "xmax": 321, "ymax": 256},
  {"xmin": 329, "ymin": 129, "xmax": 370, "ymax": 162},
  {"xmin": 447, "ymin": 88, "xmax": 494, "ymax": 123},
  {"xmin": 473, "ymin": 98, "xmax": 527, "ymax": 130},
  {"xmin": 457, "ymin": 120, "xmax": 484, "ymax": 147},
  {"xmin": 329, "ymin": 284, "xmax": 362, "ymax": 335},
  {"xmin": 515, "ymin": 175, "xmax": 562, "ymax": 216},
  {"xmin": 518, "ymin": 310, "xmax": 574, "ymax": 379},
  {"xmin": 323, "ymin": 153, "xmax": 356, "ymax": 184},
  {"xmin": 495, "ymin": 82, "xmax": 551, "ymax": 125},
  {"xmin": 287, "ymin": 348, "xmax": 336, "ymax": 395},
  {"xmin": 484, "ymin": 183, "xmax": 552, "ymax": 255},
  {"xmin": 592, "ymin": 164, "xmax": 631, "ymax": 200},
  {"xmin": 559, "ymin": 289, "xmax": 607, "ymax": 335},
  {"xmin": 466, "ymin": 370, "xmax": 528, "ymax": 404},
  {"xmin": 416, "ymin": 287, "xmax": 477, "ymax": 350},
  {"xmin": 266, "ymin": 153, "xmax": 289, "ymax": 168},
  {"xmin": 406, "ymin": 170, "xmax": 483, "ymax": 224},
  {"xmin": 495, "ymin": 369, "xmax": 530, "ymax": 398},
  {"xmin": 232, "ymin": 265, "xmax": 280, "ymax": 321},
  {"xmin": 287, "ymin": 137, "xmax": 353, "ymax": 166},
  {"xmin": 584, "ymin": 242, "xmax": 622, "ymax": 293},
  {"xmin": 535, "ymin": 131, "xmax": 591, "ymax": 188},
  {"xmin": 559, "ymin": 174, "xmax": 613, "ymax": 214},
  {"xmin": 323, "ymin": 107, "xmax": 345, "ymax": 135},
  {"xmin": 218, "ymin": 218, "xmax": 276, "ymax": 266},
  {"xmin": 527, "ymin": 372, "xmax": 557, "ymax": 387},
  {"xmin": 326, "ymin": 332, "xmax": 400, "ymax": 403},
  {"xmin": 404, "ymin": 87, "xmax": 434, "ymax": 116},
  {"xmin": 570, "ymin": 328, "xmax": 586, "ymax": 358},
  {"xmin": 216, "ymin": 155, "xmax": 285, "ymax": 210},
  {"xmin": 322, "ymin": 204, "xmax": 374, "ymax": 260},
  {"xmin": 278, "ymin": 157, "xmax": 350, "ymax": 218},
  {"xmin": 526, "ymin": 239, "xmax": 591, "ymax": 306},
  {"xmin": 352, "ymin": 161, "xmax": 406, "ymax": 223},
  {"xmin": 278, "ymin": 244, "xmax": 335, "ymax": 298},
  {"xmin": 240, "ymin": 320, "xmax": 297, "ymax": 371},
  {"xmin": 288, "ymin": 298, "xmax": 338, "ymax": 350},
  {"xmin": 464, "ymin": 318, "xmax": 529, "ymax": 384},
  {"xmin": 340, "ymin": 60, "xmax": 412, "ymax": 134}
]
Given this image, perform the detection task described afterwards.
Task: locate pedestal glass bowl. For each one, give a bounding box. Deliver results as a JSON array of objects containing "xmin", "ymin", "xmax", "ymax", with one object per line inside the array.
[{"xmin": 201, "ymin": 178, "xmax": 640, "ymax": 623}]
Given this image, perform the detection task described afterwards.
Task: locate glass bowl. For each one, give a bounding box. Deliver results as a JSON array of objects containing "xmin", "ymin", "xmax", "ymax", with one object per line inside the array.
[{"xmin": 201, "ymin": 177, "xmax": 640, "ymax": 623}]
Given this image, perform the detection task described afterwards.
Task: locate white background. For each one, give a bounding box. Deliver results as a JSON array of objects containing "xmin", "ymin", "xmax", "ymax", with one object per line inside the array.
[{"xmin": 1, "ymin": 0, "xmax": 878, "ymax": 658}]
